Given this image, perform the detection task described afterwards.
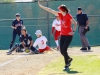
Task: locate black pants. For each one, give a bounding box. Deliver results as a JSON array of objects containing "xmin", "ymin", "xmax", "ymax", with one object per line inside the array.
[
  {"xmin": 60, "ymin": 35, "xmax": 73, "ymax": 65},
  {"xmin": 10, "ymin": 30, "xmax": 21, "ymax": 49}
]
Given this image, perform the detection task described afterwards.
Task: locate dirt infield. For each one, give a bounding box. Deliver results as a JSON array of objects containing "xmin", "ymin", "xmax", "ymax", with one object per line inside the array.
[{"xmin": 0, "ymin": 47, "xmax": 100, "ymax": 75}]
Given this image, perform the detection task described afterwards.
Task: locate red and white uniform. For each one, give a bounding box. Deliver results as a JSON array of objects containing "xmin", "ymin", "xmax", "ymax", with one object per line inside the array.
[
  {"xmin": 33, "ymin": 36, "xmax": 50, "ymax": 53},
  {"xmin": 52, "ymin": 19, "xmax": 61, "ymax": 40}
]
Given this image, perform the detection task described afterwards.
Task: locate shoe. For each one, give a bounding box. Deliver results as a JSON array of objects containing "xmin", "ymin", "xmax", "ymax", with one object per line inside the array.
[
  {"xmin": 28, "ymin": 51, "xmax": 35, "ymax": 55},
  {"xmin": 88, "ymin": 46, "xmax": 91, "ymax": 50},
  {"xmin": 68, "ymin": 58, "xmax": 73, "ymax": 66},
  {"xmin": 34, "ymin": 50, "xmax": 40, "ymax": 54},
  {"xmin": 63, "ymin": 66, "xmax": 69, "ymax": 71},
  {"xmin": 6, "ymin": 51, "xmax": 12, "ymax": 55},
  {"xmin": 80, "ymin": 48, "xmax": 87, "ymax": 50}
]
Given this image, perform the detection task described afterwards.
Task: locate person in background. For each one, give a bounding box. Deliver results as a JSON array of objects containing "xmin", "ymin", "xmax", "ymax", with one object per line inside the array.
[
  {"xmin": 9, "ymin": 13, "xmax": 23, "ymax": 51},
  {"xmin": 76, "ymin": 7, "xmax": 91, "ymax": 51},
  {"xmin": 52, "ymin": 16, "xmax": 61, "ymax": 50}
]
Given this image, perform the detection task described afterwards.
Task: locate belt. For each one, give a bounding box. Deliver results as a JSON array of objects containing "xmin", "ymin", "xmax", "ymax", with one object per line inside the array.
[{"xmin": 79, "ymin": 25, "xmax": 85, "ymax": 27}]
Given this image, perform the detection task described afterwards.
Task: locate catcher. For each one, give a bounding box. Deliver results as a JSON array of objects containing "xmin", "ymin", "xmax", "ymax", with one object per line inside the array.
[{"xmin": 6, "ymin": 29, "xmax": 39, "ymax": 55}]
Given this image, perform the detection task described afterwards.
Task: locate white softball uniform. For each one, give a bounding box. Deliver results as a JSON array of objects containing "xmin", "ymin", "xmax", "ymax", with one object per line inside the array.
[
  {"xmin": 33, "ymin": 36, "xmax": 47, "ymax": 49},
  {"xmin": 52, "ymin": 19, "xmax": 61, "ymax": 31}
]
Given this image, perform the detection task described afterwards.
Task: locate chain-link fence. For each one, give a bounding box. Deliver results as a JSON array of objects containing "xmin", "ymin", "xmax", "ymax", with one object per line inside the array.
[{"xmin": 0, "ymin": 0, "xmax": 100, "ymax": 49}]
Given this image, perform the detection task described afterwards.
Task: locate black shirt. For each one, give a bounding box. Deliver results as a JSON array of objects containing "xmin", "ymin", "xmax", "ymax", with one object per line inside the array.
[
  {"xmin": 12, "ymin": 19, "xmax": 23, "ymax": 31},
  {"xmin": 76, "ymin": 12, "xmax": 88, "ymax": 26},
  {"xmin": 20, "ymin": 34, "xmax": 32, "ymax": 46}
]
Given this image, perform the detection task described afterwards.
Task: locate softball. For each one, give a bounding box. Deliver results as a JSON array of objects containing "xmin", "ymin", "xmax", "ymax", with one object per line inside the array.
[{"xmin": 25, "ymin": 49, "xmax": 30, "ymax": 53}]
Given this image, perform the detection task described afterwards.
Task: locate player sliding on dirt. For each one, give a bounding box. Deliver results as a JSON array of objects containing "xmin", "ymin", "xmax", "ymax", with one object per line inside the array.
[
  {"xmin": 38, "ymin": 1, "xmax": 77, "ymax": 70},
  {"xmin": 6, "ymin": 29, "xmax": 39, "ymax": 55},
  {"xmin": 33, "ymin": 30, "xmax": 52, "ymax": 53}
]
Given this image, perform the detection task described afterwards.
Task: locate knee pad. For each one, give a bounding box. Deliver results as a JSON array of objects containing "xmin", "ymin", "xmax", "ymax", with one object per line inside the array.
[
  {"xmin": 15, "ymin": 43, "xmax": 20, "ymax": 47},
  {"xmin": 15, "ymin": 43, "xmax": 22, "ymax": 52}
]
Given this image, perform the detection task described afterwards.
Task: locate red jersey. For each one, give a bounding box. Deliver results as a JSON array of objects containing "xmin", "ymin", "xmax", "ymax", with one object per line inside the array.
[{"xmin": 58, "ymin": 13, "xmax": 73, "ymax": 36}]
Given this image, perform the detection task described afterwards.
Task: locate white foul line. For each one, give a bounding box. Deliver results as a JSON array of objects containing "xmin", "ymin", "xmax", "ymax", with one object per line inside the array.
[{"xmin": 0, "ymin": 55, "xmax": 25, "ymax": 68}]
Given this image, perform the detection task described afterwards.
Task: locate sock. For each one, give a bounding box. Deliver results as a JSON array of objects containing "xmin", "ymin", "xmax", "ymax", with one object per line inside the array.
[{"xmin": 55, "ymin": 40, "xmax": 59, "ymax": 47}]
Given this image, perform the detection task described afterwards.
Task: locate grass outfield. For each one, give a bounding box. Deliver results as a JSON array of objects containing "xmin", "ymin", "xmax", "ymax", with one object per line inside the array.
[{"xmin": 37, "ymin": 55, "xmax": 100, "ymax": 75}]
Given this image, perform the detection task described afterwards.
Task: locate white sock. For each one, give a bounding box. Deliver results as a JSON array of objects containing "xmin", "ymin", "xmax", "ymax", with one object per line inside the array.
[{"xmin": 55, "ymin": 40, "xmax": 59, "ymax": 47}]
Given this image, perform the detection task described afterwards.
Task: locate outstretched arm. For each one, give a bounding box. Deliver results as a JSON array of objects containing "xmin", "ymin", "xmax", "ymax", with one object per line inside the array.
[{"xmin": 38, "ymin": 1, "xmax": 58, "ymax": 16}]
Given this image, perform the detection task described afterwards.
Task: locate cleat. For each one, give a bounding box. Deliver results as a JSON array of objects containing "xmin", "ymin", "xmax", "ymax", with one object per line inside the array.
[
  {"xmin": 88, "ymin": 46, "xmax": 91, "ymax": 50},
  {"xmin": 6, "ymin": 52, "xmax": 12, "ymax": 55},
  {"xmin": 34, "ymin": 50, "xmax": 40, "ymax": 54},
  {"xmin": 63, "ymin": 66, "xmax": 69, "ymax": 71},
  {"xmin": 80, "ymin": 48, "xmax": 87, "ymax": 50}
]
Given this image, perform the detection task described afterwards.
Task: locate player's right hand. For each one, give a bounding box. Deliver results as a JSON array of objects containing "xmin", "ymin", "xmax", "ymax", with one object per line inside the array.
[
  {"xmin": 24, "ymin": 47, "xmax": 28, "ymax": 50},
  {"xmin": 38, "ymin": 1, "xmax": 42, "ymax": 7}
]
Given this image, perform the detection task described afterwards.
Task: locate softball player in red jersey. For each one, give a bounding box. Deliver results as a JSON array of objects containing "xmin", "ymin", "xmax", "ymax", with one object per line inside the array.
[
  {"xmin": 52, "ymin": 16, "xmax": 61, "ymax": 50},
  {"xmin": 38, "ymin": 1, "xmax": 77, "ymax": 70}
]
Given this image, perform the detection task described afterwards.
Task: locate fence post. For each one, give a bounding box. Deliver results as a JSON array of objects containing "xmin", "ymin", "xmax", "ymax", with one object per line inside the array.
[{"xmin": 46, "ymin": 0, "xmax": 50, "ymax": 46}]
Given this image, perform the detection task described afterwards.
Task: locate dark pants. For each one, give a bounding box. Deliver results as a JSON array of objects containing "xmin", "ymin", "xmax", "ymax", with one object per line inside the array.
[
  {"xmin": 10, "ymin": 30, "xmax": 21, "ymax": 49},
  {"xmin": 79, "ymin": 27, "xmax": 90, "ymax": 48},
  {"xmin": 60, "ymin": 35, "xmax": 73, "ymax": 65}
]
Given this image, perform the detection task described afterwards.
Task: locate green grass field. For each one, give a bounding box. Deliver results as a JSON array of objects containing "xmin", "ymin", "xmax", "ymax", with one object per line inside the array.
[{"xmin": 37, "ymin": 55, "xmax": 100, "ymax": 75}]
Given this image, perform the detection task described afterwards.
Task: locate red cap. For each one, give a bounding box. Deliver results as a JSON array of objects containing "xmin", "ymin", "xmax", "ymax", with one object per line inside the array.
[{"xmin": 58, "ymin": 6, "xmax": 66, "ymax": 12}]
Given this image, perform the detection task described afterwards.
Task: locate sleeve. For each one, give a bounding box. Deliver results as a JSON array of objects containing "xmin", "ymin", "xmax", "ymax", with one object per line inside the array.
[
  {"xmin": 33, "ymin": 40, "xmax": 38, "ymax": 47},
  {"xmin": 52, "ymin": 20, "xmax": 55, "ymax": 27},
  {"xmin": 29, "ymin": 36, "xmax": 32, "ymax": 41},
  {"xmin": 84, "ymin": 14, "xmax": 88, "ymax": 20},
  {"xmin": 20, "ymin": 35, "xmax": 23, "ymax": 42},
  {"xmin": 52, "ymin": 20, "xmax": 56, "ymax": 34},
  {"xmin": 12, "ymin": 20, "xmax": 15, "ymax": 26},
  {"xmin": 58, "ymin": 12, "xmax": 63, "ymax": 20},
  {"xmin": 44, "ymin": 36, "xmax": 47, "ymax": 42},
  {"xmin": 68, "ymin": 14, "xmax": 72, "ymax": 20}
]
